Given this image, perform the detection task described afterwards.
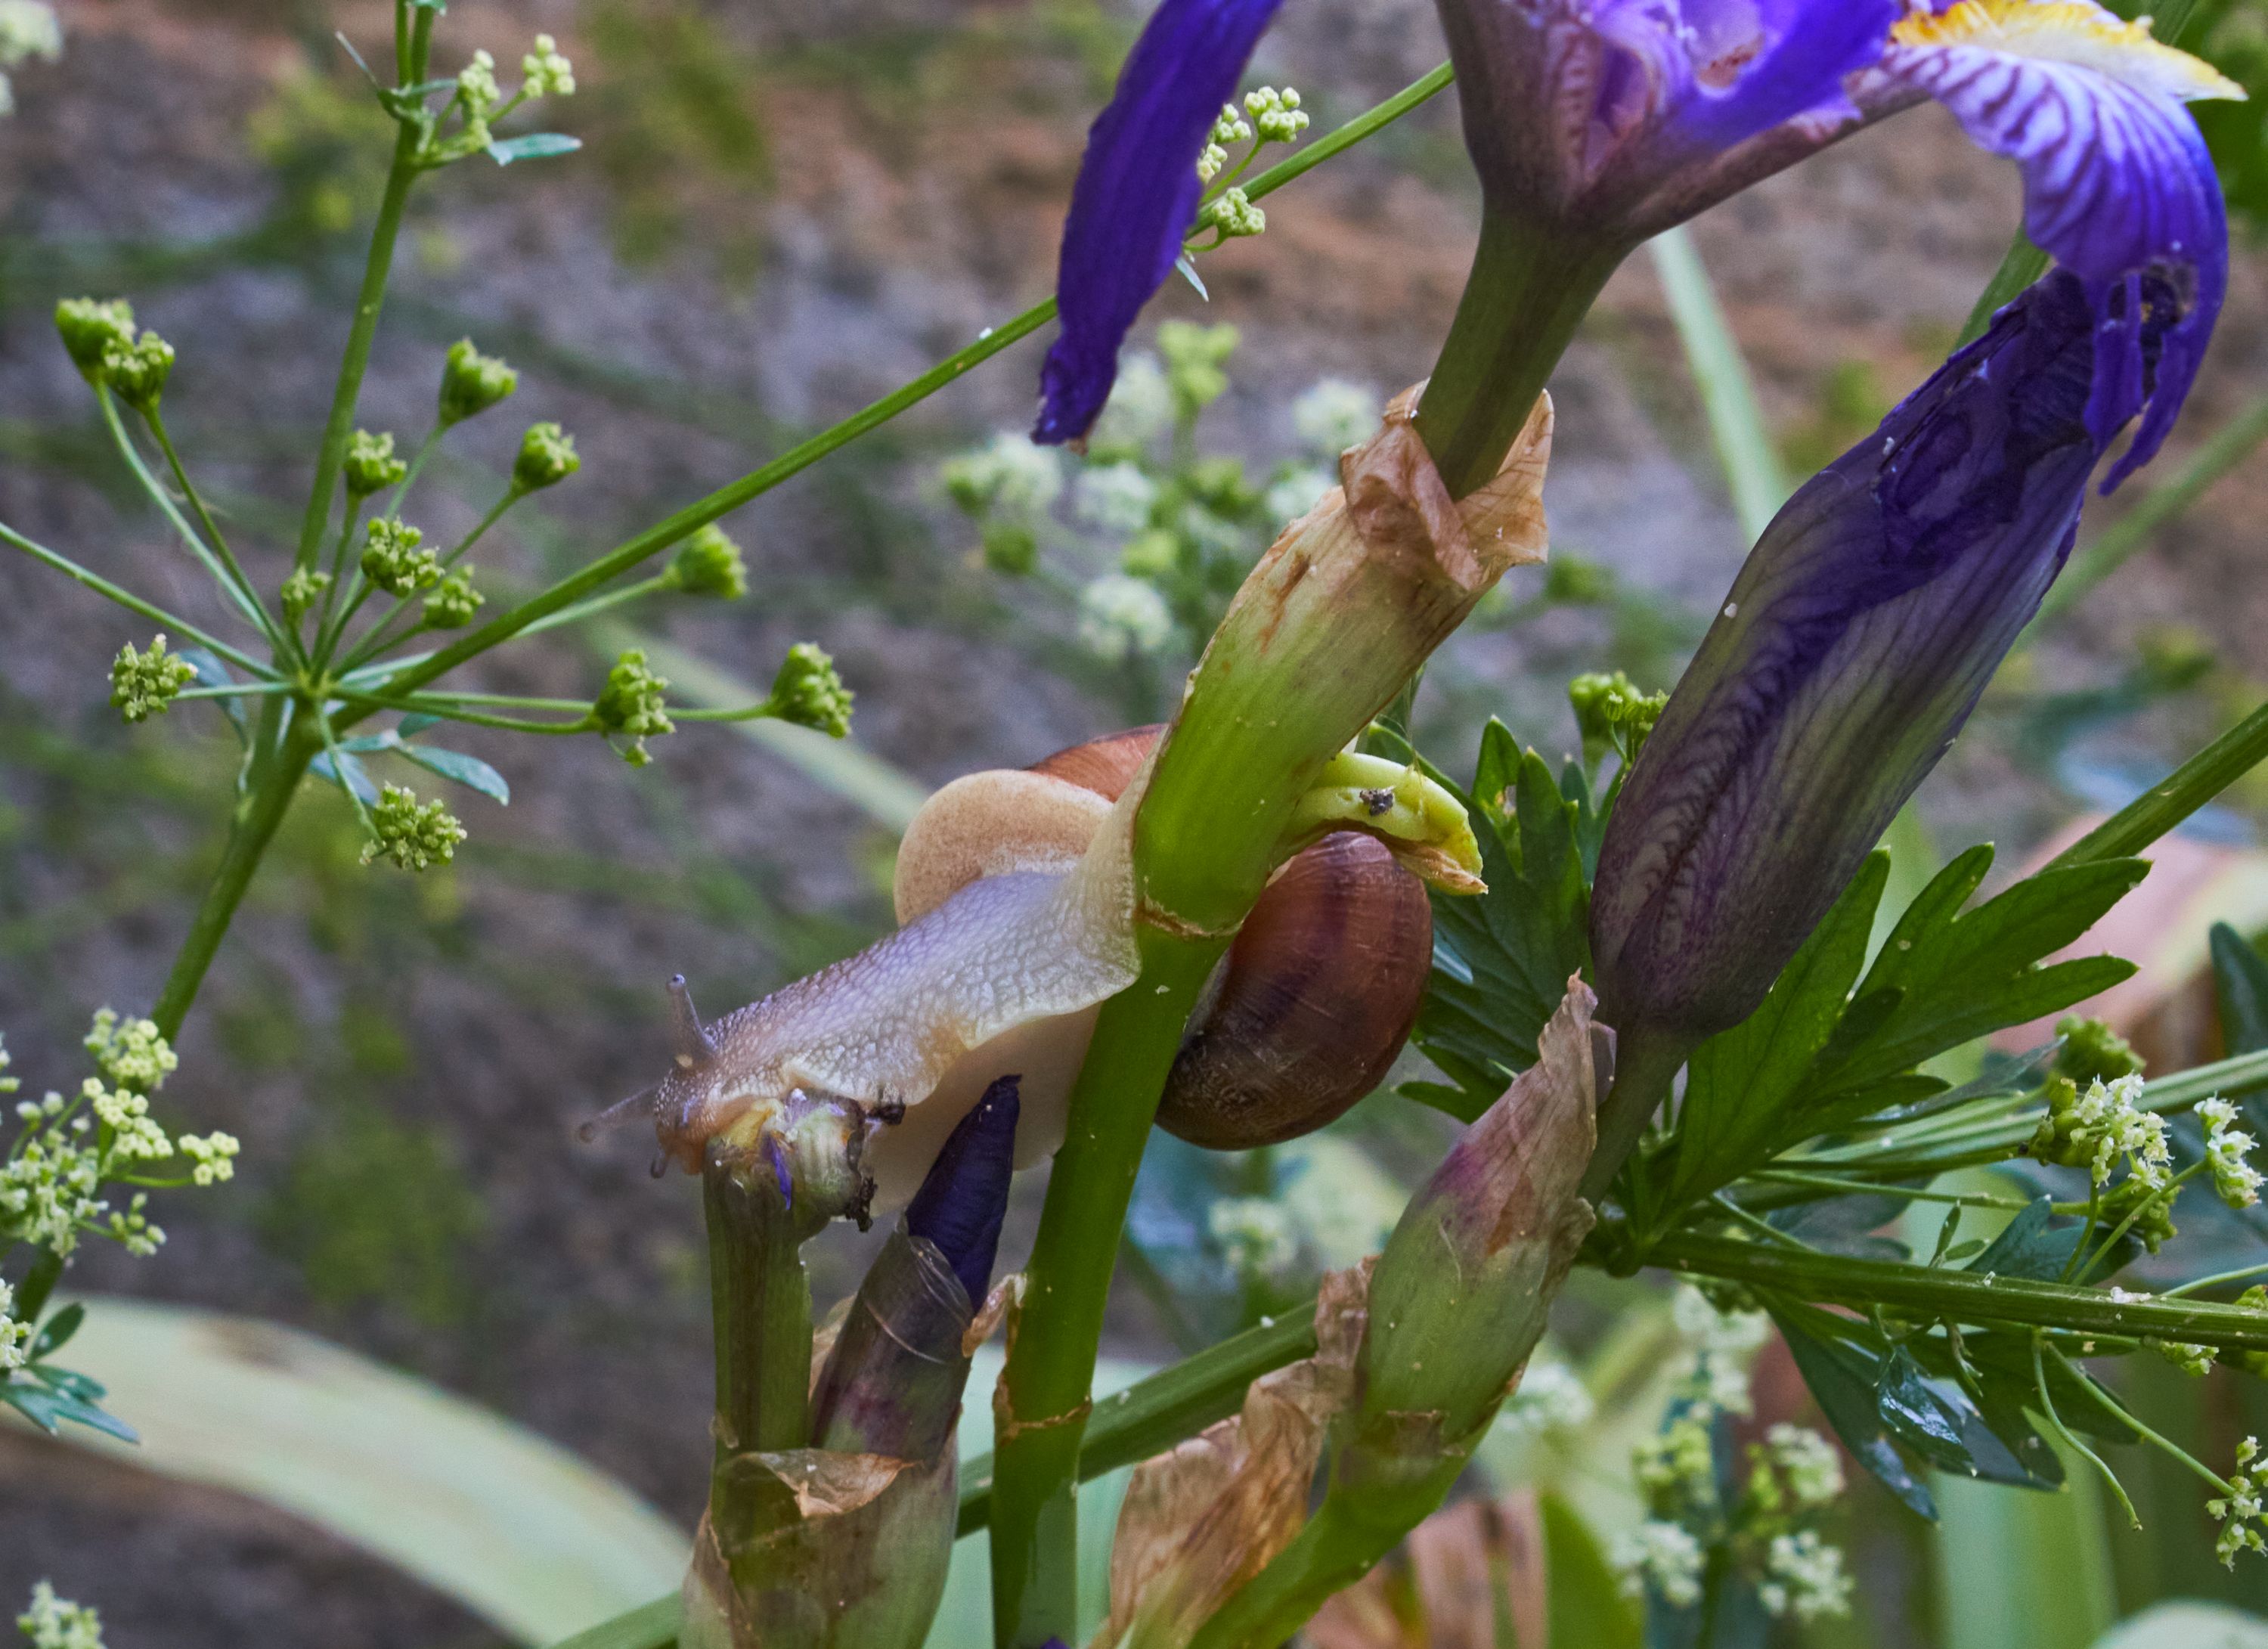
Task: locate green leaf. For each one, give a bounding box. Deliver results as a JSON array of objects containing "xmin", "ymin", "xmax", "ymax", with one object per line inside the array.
[
  {"xmin": 1808, "ymin": 847, "xmax": 2148, "ymax": 1099},
  {"xmin": 14, "ymin": 1248, "xmax": 65, "ymax": 1322},
  {"xmin": 30, "ymin": 1300, "xmax": 85, "ymax": 1359},
  {"xmin": 398, "ymin": 712, "xmax": 445, "ymax": 738},
  {"xmin": 2212, "ymin": 921, "xmax": 2268, "ymax": 1056},
  {"xmin": 2, "ymin": 1377, "xmax": 138, "ymax": 1443},
  {"xmin": 488, "ymin": 133, "xmax": 583, "ymax": 166},
  {"xmin": 336, "ymin": 733, "xmax": 398, "ymax": 754},
  {"xmin": 1408, "ymin": 745, "xmax": 1591, "ymax": 1120},
  {"xmin": 1966, "ymin": 1197, "xmax": 2086, "ymax": 1283},
  {"xmin": 29, "ymin": 1362, "xmax": 108, "ymax": 1403},
  {"xmin": 399, "ymin": 745, "xmax": 511, "ymax": 805},
  {"xmin": 312, "ymin": 749, "xmax": 379, "ymax": 804},
  {"xmin": 1771, "ymin": 1306, "xmax": 1937, "ymax": 1519},
  {"xmin": 1664, "ymin": 852, "xmax": 1888, "ymax": 1207},
  {"xmin": 1875, "ymin": 1346, "xmax": 2031, "ymax": 1486},
  {"xmin": 1541, "ymin": 1492, "xmax": 1643, "ymax": 1649}
]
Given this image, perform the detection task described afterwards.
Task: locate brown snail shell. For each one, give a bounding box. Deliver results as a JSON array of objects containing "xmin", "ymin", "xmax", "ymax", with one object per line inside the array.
[{"xmin": 1027, "ymin": 727, "xmax": 1435, "ymax": 1149}]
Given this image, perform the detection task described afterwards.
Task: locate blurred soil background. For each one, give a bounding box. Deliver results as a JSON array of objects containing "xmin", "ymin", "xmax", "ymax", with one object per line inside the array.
[{"xmin": 1, "ymin": 1, "xmax": 2265, "ymax": 1643}]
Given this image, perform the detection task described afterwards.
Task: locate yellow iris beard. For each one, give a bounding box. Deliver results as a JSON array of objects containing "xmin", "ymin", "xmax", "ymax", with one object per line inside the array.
[{"xmin": 1891, "ymin": 0, "xmax": 2247, "ymax": 103}]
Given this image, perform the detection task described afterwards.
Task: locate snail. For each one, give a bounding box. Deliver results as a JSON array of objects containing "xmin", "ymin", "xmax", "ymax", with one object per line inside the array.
[{"xmin": 583, "ymin": 726, "xmax": 1466, "ymax": 1218}]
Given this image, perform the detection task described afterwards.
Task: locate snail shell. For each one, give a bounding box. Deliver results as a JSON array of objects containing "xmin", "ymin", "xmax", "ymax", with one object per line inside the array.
[{"xmin": 1024, "ymin": 727, "xmax": 1435, "ymax": 1148}]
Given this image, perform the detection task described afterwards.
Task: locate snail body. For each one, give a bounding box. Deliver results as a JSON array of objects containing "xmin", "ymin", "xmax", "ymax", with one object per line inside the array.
[{"xmin": 586, "ymin": 724, "xmax": 1448, "ymax": 1214}]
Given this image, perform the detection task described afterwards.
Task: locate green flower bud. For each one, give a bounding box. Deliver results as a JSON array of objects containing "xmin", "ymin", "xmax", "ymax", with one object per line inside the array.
[
  {"xmin": 102, "ymin": 331, "xmax": 174, "ymax": 413},
  {"xmin": 1544, "ymin": 555, "xmax": 1616, "ymax": 606},
  {"xmin": 769, "ymin": 643, "xmax": 853, "ymax": 739},
  {"xmin": 513, "ymin": 421, "xmax": 579, "ymax": 493},
  {"xmin": 520, "ymin": 33, "xmax": 575, "ymax": 98},
  {"xmin": 1568, "ymin": 670, "xmax": 1666, "ymax": 766},
  {"xmin": 438, "ymin": 338, "xmax": 517, "ymax": 426},
  {"xmin": 110, "ymin": 633, "xmax": 196, "ymax": 724},
  {"xmin": 342, "ymin": 429, "xmax": 407, "ymax": 497},
  {"xmin": 664, "ymin": 524, "xmax": 747, "ymax": 600},
  {"xmin": 1157, "ymin": 319, "xmax": 1238, "ymax": 422},
  {"xmin": 1213, "ymin": 185, "xmax": 1265, "ymax": 239},
  {"xmin": 280, "ymin": 567, "xmax": 332, "ymax": 624},
  {"xmin": 593, "ymin": 649, "xmax": 672, "ymax": 765},
  {"xmin": 423, "ymin": 569, "xmax": 484, "ymax": 629},
  {"xmin": 2054, "ymin": 1014, "xmax": 2143, "ymax": 1085},
  {"xmin": 54, "ymin": 296, "xmax": 135, "ymax": 383},
  {"xmin": 361, "ymin": 784, "xmax": 466, "ymax": 872},
  {"xmin": 358, "ymin": 518, "xmax": 441, "ymax": 596},
  {"xmin": 981, "ymin": 520, "xmax": 1039, "ymax": 575}
]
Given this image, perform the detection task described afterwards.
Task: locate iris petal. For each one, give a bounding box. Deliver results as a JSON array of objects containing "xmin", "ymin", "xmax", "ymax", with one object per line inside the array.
[
  {"xmin": 904, "ymin": 1074, "xmax": 1020, "ymax": 1306},
  {"xmin": 1644, "ymin": 0, "xmax": 1901, "ymax": 153},
  {"xmin": 1592, "ymin": 272, "xmax": 2166, "ymax": 1042},
  {"xmin": 1882, "ymin": 2, "xmax": 2240, "ymax": 488},
  {"xmin": 1033, "ymin": 0, "xmax": 1286, "ymax": 445}
]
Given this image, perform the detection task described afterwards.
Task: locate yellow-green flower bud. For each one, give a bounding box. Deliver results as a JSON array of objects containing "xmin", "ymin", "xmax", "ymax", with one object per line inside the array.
[
  {"xmin": 280, "ymin": 567, "xmax": 331, "ymax": 623},
  {"xmin": 438, "ymin": 338, "xmax": 517, "ymax": 426},
  {"xmin": 521, "ymin": 32, "xmax": 575, "ymax": 98},
  {"xmin": 110, "ymin": 634, "xmax": 195, "ymax": 724},
  {"xmin": 423, "ymin": 569, "xmax": 484, "ymax": 628},
  {"xmin": 361, "ymin": 784, "xmax": 466, "ymax": 872},
  {"xmin": 593, "ymin": 649, "xmax": 672, "ymax": 765},
  {"xmin": 665, "ymin": 524, "xmax": 747, "ymax": 600},
  {"xmin": 102, "ymin": 331, "xmax": 173, "ymax": 413},
  {"xmin": 342, "ymin": 429, "xmax": 407, "ymax": 497},
  {"xmin": 981, "ymin": 520, "xmax": 1038, "ymax": 575},
  {"xmin": 358, "ymin": 518, "xmax": 440, "ymax": 596},
  {"xmin": 54, "ymin": 296, "xmax": 134, "ymax": 383},
  {"xmin": 1120, "ymin": 528, "xmax": 1179, "ymax": 578},
  {"xmin": 1569, "ymin": 669, "xmax": 1666, "ymax": 766},
  {"xmin": 513, "ymin": 421, "xmax": 579, "ymax": 492},
  {"xmin": 2055, "ymin": 1014, "xmax": 2143, "ymax": 1085},
  {"xmin": 769, "ymin": 642, "xmax": 854, "ymax": 739}
]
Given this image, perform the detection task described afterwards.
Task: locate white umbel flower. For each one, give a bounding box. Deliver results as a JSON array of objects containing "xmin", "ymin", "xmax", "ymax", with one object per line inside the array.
[{"xmin": 1077, "ymin": 575, "xmax": 1174, "ymax": 662}]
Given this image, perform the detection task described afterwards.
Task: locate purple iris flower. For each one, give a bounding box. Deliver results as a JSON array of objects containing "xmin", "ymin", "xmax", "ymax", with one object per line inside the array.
[
  {"xmin": 1032, "ymin": 0, "xmax": 2240, "ymax": 463},
  {"xmin": 904, "ymin": 1073, "xmax": 1021, "ymax": 1307},
  {"xmin": 1590, "ymin": 268, "xmax": 2174, "ymax": 1049}
]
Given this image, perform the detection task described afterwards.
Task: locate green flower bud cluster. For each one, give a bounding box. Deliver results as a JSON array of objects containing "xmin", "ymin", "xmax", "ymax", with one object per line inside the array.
[
  {"xmin": 423, "ymin": 569, "xmax": 484, "ymax": 629},
  {"xmin": 109, "ymin": 634, "xmax": 195, "ymax": 724},
  {"xmin": 1211, "ymin": 186, "xmax": 1265, "ymax": 239},
  {"xmin": 1244, "ymin": 85, "xmax": 1307, "ymax": 144},
  {"xmin": 768, "ymin": 642, "xmax": 854, "ymax": 738},
  {"xmin": 16, "ymin": 1581, "xmax": 105, "ymax": 1649},
  {"xmin": 1569, "ymin": 670, "xmax": 1668, "ymax": 766},
  {"xmin": 358, "ymin": 519, "xmax": 441, "ymax": 597},
  {"xmin": 84, "ymin": 1007, "xmax": 177, "ymax": 1093},
  {"xmin": 439, "ymin": 338, "xmax": 519, "ymax": 426},
  {"xmin": 2212, "ymin": 1436, "xmax": 2268, "ymax": 1565},
  {"xmin": 513, "ymin": 421, "xmax": 580, "ymax": 492},
  {"xmin": 53, "ymin": 296, "xmax": 135, "ymax": 383},
  {"xmin": 361, "ymin": 784, "xmax": 466, "ymax": 872},
  {"xmin": 2028, "ymin": 1072, "xmax": 2170, "ymax": 1190},
  {"xmin": 280, "ymin": 567, "xmax": 332, "ymax": 624},
  {"xmin": 593, "ymin": 649, "xmax": 673, "ymax": 765},
  {"xmin": 665, "ymin": 524, "xmax": 748, "ymax": 600},
  {"xmin": 2054, "ymin": 1013, "xmax": 2143, "ymax": 1085},
  {"xmin": 343, "ymin": 428, "xmax": 407, "ymax": 497},
  {"xmin": 103, "ymin": 333, "xmax": 174, "ymax": 413},
  {"xmin": 1157, "ymin": 320, "xmax": 1238, "ymax": 423},
  {"xmin": 522, "ymin": 33, "xmax": 575, "ymax": 98}
]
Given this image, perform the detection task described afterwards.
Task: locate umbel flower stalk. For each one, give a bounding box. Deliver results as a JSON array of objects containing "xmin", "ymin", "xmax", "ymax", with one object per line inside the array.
[{"xmin": 682, "ymin": 1080, "xmax": 1022, "ymax": 1649}]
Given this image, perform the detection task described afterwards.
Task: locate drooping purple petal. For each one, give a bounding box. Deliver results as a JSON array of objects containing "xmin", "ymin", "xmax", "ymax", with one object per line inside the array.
[
  {"xmin": 904, "ymin": 1074, "xmax": 1021, "ymax": 1306},
  {"xmin": 1033, "ymin": 0, "xmax": 1285, "ymax": 445},
  {"xmin": 1881, "ymin": 25, "xmax": 2232, "ymax": 488},
  {"xmin": 1592, "ymin": 271, "xmax": 2174, "ymax": 1045},
  {"xmin": 1628, "ymin": 0, "xmax": 1900, "ymax": 156}
]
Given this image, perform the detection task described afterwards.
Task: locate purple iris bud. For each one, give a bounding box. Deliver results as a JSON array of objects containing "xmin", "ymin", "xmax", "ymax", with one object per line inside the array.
[
  {"xmin": 1591, "ymin": 269, "xmax": 2175, "ymax": 1048},
  {"xmin": 904, "ymin": 1073, "xmax": 1021, "ymax": 1309},
  {"xmin": 1033, "ymin": 0, "xmax": 1285, "ymax": 444}
]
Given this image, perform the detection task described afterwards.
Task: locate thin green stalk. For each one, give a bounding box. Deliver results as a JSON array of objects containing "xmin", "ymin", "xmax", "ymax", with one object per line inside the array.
[
  {"xmin": 293, "ymin": 9, "xmax": 433, "ymax": 576},
  {"xmin": 1744, "ymin": 1169, "xmax": 2032, "ymax": 1211},
  {"xmin": 1648, "ymin": 224, "xmax": 1791, "ymax": 541},
  {"xmin": 383, "ymin": 425, "xmax": 444, "ymax": 519},
  {"xmin": 313, "ymin": 710, "xmax": 376, "ymax": 835},
  {"xmin": 2050, "ymin": 1341, "xmax": 2231, "ymax": 1494},
  {"xmin": 150, "ymin": 718, "xmax": 319, "ymax": 1038},
  {"xmin": 0, "ymin": 519, "xmax": 272, "ymax": 677},
  {"xmin": 1650, "ymin": 1229, "xmax": 2268, "ymax": 1350},
  {"xmin": 513, "ymin": 575, "xmax": 671, "ymax": 638},
  {"xmin": 144, "ymin": 407, "xmax": 291, "ymax": 657},
  {"xmin": 94, "ymin": 389, "xmax": 274, "ymax": 642},
  {"xmin": 310, "ymin": 493, "xmax": 370, "ymax": 650},
  {"xmin": 2048, "ymin": 694, "xmax": 2268, "ymax": 869},
  {"xmin": 2031, "ymin": 1333, "xmax": 2141, "ymax": 1529},
  {"xmin": 329, "ymin": 686, "xmax": 590, "ymax": 734},
  {"xmin": 2034, "ymin": 388, "xmax": 2268, "ymax": 625},
  {"xmin": 2163, "ymin": 1260, "xmax": 2268, "ymax": 1300}
]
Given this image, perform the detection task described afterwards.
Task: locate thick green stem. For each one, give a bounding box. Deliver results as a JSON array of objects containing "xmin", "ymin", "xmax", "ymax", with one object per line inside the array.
[
  {"xmin": 702, "ymin": 1163, "xmax": 816, "ymax": 1566},
  {"xmin": 293, "ymin": 14, "xmax": 432, "ymax": 575},
  {"xmin": 150, "ymin": 718, "xmax": 319, "ymax": 1039},
  {"xmin": 1411, "ymin": 210, "xmax": 1619, "ymax": 498},
  {"xmin": 1579, "ymin": 1018, "xmax": 1692, "ymax": 1209}
]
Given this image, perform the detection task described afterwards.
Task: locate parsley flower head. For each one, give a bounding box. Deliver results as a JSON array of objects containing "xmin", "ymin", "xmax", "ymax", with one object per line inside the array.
[
  {"xmin": 110, "ymin": 634, "xmax": 196, "ymax": 724},
  {"xmin": 439, "ymin": 338, "xmax": 518, "ymax": 426},
  {"xmin": 593, "ymin": 649, "xmax": 673, "ymax": 766},
  {"xmin": 666, "ymin": 524, "xmax": 748, "ymax": 600},
  {"xmin": 362, "ymin": 784, "xmax": 467, "ymax": 872},
  {"xmin": 16, "ymin": 1582, "xmax": 104, "ymax": 1649},
  {"xmin": 359, "ymin": 518, "xmax": 441, "ymax": 596},
  {"xmin": 2198, "ymin": 1096, "xmax": 2263, "ymax": 1209},
  {"xmin": 513, "ymin": 422, "xmax": 580, "ymax": 492},
  {"xmin": 767, "ymin": 642, "xmax": 853, "ymax": 739},
  {"xmin": 84, "ymin": 1008, "xmax": 176, "ymax": 1093},
  {"xmin": 343, "ymin": 428, "xmax": 407, "ymax": 497}
]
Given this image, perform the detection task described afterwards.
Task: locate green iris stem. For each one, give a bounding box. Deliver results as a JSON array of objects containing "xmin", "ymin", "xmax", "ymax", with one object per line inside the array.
[
  {"xmin": 292, "ymin": 8, "xmax": 434, "ymax": 578},
  {"xmin": 1412, "ymin": 210, "xmax": 1622, "ymax": 498},
  {"xmin": 702, "ymin": 1164, "xmax": 816, "ymax": 1569},
  {"xmin": 0, "ymin": 519, "xmax": 272, "ymax": 678},
  {"xmin": 1652, "ymin": 1229, "xmax": 2268, "ymax": 1351}
]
